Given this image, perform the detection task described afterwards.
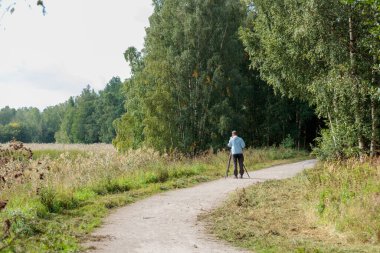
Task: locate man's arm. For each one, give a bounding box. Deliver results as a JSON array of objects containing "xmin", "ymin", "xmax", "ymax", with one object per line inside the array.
[
  {"xmin": 241, "ymin": 138, "xmax": 245, "ymax": 149},
  {"xmin": 227, "ymin": 137, "xmax": 232, "ymax": 148}
]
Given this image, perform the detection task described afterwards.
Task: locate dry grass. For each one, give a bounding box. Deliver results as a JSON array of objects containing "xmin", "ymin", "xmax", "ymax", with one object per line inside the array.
[
  {"xmin": 306, "ymin": 159, "xmax": 380, "ymax": 245},
  {"xmin": 203, "ymin": 159, "xmax": 380, "ymax": 253},
  {"xmin": 25, "ymin": 143, "xmax": 117, "ymax": 154},
  {"xmin": 0, "ymin": 143, "xmax": 309, "ymax": 252},
  {"xmin": 0, "ymin": 143, "xmax": 161, "ymax": 199}
]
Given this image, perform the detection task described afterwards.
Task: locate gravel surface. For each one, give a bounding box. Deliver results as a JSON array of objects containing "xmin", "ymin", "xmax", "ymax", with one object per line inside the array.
[{"xmin": 84, "ymin": 160, "xmax": 316, "ymax": 253}]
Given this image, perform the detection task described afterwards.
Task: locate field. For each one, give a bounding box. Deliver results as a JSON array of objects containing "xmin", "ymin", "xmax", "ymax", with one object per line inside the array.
[
  {"xmin": 0, "ymin": 142, "xmax": 309, "ymax": 252},
  {"xmin": 204, "ymin": 158, "xmax": 380, "ymax": 253}
]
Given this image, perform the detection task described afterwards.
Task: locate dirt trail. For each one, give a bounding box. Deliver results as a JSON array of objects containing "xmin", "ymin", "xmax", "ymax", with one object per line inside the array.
[{"xmin": 84, "ymin": 160, "xmax": 316, "ymax": 253}]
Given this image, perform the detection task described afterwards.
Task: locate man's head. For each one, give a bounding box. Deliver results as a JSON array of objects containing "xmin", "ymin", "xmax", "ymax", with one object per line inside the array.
[{"xmin": 231, "ymin": 130, "xmax": 237, "ymax": 136}]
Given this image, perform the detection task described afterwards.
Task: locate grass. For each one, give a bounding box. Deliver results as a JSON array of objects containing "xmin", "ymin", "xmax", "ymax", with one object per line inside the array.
[
  {"xmin": 0, "ymin": 143, "xmax": 309, "ymax": 252},
  {"xmin": 203, "ymin": 158, "xmax": 380, "ymax": 253}
]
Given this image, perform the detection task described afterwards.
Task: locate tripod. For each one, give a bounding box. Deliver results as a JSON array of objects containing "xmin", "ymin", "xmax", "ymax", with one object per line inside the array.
[{"xmin": 225, "ymin": 154, "xmax": 250, "ymax": 179}]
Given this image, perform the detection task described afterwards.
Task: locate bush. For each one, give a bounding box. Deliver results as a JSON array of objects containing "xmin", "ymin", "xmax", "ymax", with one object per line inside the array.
[
  {"xmin": 144, "ymin": 172, "xmax": 159, "ymax": 184},
  {"xmin": 157, "ymin": 167, "xmax": 169, "ymax": 183},
  {"xmin": 312, "ymin": 126, "xmax": 361, "ymax": 160},
  {"xmin": 39, "ymin": 187, "xmax": 57, "ymax": 213},
  {"xmin": 280, "ymin": 134, "xmax": 295, "ymax": 149},
  {"xmin": 92, "ymin": 178, "xmax": 131, "ymax": 195},
  {"xmin": 39, "ymin": 187, "xmax": 79, "ymax": 213}
]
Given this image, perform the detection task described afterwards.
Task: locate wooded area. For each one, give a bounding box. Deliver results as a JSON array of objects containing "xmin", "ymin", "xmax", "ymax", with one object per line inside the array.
[
  {"xmin": 241, "ymin": 0, "xmax": 380, "ymax": 159},
  {"xmin": 1, "ymin": 0, "xmax": 379, "ymax": 160},
  {"xmin": 112, "ymin": 0, "xmax": 320, "ymax": 154},
  {"xmin": 0, "ymin": 77, "xmax": 125, "ymax": 144},
  {"xmin": 113, "ymin": 0, "xmax": 379, "ymax": 159}
]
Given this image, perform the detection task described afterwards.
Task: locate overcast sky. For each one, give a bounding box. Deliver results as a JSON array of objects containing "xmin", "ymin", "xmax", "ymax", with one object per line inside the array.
[{"xmin": 0, "ymin": 0, "xmax": 153, "ymax": 110}]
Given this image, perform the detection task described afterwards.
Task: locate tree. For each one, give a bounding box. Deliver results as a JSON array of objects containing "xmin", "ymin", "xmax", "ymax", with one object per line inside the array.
[
  {"xmin": 116, "ymin": 0, "xmax": 250, "ymax": 154},
  {"xmin": 70, "ymin": 86, "xmax": 99, "ymax": 143},
  {"xmin": 41, "ymin": 103, "xmax": 66, "ymax": 143},
  {"xmin": 241, "ymin": 0, "xmax": 379, "ymax": 158},
  {"xmin": 114, "ymin": 0, "xmax": 319, "ymax": 154},
  {"xmin": 55, "ymin": 97, "xmax": 75, "ymax": 143},
  {"xmin": 0, "ymin": 106, "xmax": 16, "ymax": 125},
  {"xmin": 96, "ymin": 77, "xmax": 125, "ymax": 143},
  {"xmin": 13, "ymin": 107, "xmax": 42, "ymax": 142}
]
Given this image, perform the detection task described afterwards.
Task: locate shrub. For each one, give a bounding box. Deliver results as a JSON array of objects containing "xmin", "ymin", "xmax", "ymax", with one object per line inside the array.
[
  {"xmin": 39, "ymin": 187, "xmax": 79, "ymax": 213},
  {"xmin": 312, "ymin": 127, "xmax": 361, "ymax": 160},
  {"xmin": 280, "ymin": 134, "xmax": 295, "ymax": 149},
  {"xmin": 92, "ymin": 178, "xmax": 131, "ymax": 195},
  {"xmin": 157, "ymin": 167, "xmax": 169, "ymax": 183},
  {"xmin": 39, "ymin": 187, "xmax": 57, "ymax": 213}
]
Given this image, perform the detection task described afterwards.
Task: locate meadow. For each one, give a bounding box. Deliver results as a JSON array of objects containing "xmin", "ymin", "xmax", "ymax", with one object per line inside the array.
[
  {"xmin": 204, "ymin": 158, "xmax": 380, "ymax": 253},
  {"xmin": 0, "ymin": 141, "xmax": 308, "ymax": 252}
]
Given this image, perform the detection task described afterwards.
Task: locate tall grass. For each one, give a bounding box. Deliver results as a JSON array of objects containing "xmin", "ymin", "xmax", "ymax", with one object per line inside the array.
[
  {"xmin": 204, "ymin": 158, "xmax": 380, "ymax": 252},
  {"xmin": 305, "ymin": 159, "xmax": 380, "ymax": 244},
  {"xmin": 0, "ymin": 143, "xmax": 308, "ymax": 252}
]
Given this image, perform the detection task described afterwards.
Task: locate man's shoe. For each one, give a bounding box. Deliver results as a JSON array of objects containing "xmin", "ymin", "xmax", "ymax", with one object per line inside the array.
[
  {"xmin": 240, "ymin": 175, "xmax": 243, "ymax": 179},
  {"xmin": 234, "ymin": 175, "xmax": 238, "ymax": 179}
]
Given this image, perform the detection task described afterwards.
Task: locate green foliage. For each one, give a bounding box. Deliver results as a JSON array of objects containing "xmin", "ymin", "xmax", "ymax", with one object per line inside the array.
[
  {"xmin": 241, "ymin": 0, "xmax": 380, "ymax": 158},
  {"xmin": 0, "ymin": 106, "xmax": 16, "ymax": 125},
  {"xmin": 280, "ymin": 134, "xmax": 295, "ymax": 149},
  {"xmin": 312, "ymin": 127, "xmax": 361, "ymax": 160},
  {"xmin": 41, "ymin": 104, "xmax": 67, "ymax": 143},
  {"xmin": 113, "ymin": 0, "xmax": 318, "ymax": 154},
  {"xmin": 0, "ymin": 77, "xmax": 125, "ymax": 144},
  {"xmin": 39, "ymin": 187, "xmax": 79, "ymax": 213},
  {"xmin": 0, "ymin": 123, "xmax": 24, "ymax": 143},
  {"xmin": 91, "ymin": 177, "xmax": 132, "ymax": 195},
  {"xmin": 97, "ymin": 77, "xmax": 125, "ymax": 143},
  {"xmin": 54, "ymin": 79, "xmax": 125, "ymax": 144}
]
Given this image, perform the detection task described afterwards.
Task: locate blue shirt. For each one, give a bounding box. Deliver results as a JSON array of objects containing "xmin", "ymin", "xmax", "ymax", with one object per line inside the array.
[{"xmin": 227, "ymin": 136, "xmax": 245, "ymax": 154}]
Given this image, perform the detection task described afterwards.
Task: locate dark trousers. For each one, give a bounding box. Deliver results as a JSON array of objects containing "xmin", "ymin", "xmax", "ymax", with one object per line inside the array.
[{"xmin": 233, "ymin": 153, "xmax": 244, "ymax": 177}]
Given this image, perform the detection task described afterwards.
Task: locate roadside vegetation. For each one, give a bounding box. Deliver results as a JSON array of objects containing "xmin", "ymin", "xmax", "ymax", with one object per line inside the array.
[
  {"xmin": 0, "ymin": 141, "xmax": 308, "ymax": 252},
  {"xmin": 203, "ymin": 159, "xmax": 380, "ymax": 253}
]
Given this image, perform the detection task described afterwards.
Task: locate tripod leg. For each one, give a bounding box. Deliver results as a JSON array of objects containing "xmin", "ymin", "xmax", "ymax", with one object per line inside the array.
[
  {"xmin": 225, "ymin": 154, "xmax": 231, "ymax": 178},
  {"xmin": 243, "ymin": 164, "xmax": 251, "ymax": 178}
]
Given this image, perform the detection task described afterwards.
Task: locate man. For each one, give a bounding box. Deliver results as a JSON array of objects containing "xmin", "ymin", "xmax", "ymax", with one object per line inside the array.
[{"xmin": 227, "ymin": 130, "xmax": 246, "ymax": 178}]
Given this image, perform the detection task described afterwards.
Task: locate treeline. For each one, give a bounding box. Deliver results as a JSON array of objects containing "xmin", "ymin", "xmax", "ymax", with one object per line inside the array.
[
  {"xmin": 0, "ymin": 77, "xmax": 125, "ymax": 144},
  {"xmin": 112, "ymin": 0, "xmax": 379, "ymax": 158},
  {"xmin": 113, "ymin": 0, "xmax": 320, "ymax": 154},
  {"xmin": 4, "ymin": 0, "xmax": 376, "ymax": 158}
]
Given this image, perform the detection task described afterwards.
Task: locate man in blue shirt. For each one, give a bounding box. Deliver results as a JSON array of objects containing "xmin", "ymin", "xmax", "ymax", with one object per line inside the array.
[{"xmin": 227, "ymin": 130, "xmax": 246, "ymax": 178}]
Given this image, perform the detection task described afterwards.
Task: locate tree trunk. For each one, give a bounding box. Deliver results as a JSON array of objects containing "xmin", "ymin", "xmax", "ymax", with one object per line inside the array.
[
  {"xmin": 349, "ymin": 13, "xmax": 365, "ymax": 155},
  {"xmin": 296, "ymin": 109, "xmax": 301, "ymax": 150},
  {"xmin": 370, "ymin": 96, "xmax": 377, "ymax": 157},
  {"xmin": 370, "ymin": 55, "xmax": 379, "ymax": 157},
  {"xmin": 328, "ymin": 111, "xmax": 337, "ymax": 148}
]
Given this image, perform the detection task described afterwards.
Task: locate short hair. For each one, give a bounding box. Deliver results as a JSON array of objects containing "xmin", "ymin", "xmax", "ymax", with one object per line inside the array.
[{"xmin": 232, "ymin": 130, "xmax": 237, "ymax": 135}]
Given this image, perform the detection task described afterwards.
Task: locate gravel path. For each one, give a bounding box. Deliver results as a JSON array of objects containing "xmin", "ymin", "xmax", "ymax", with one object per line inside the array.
[{"xmin": 84, "ymin": 160, "xmax": 316, "ymax": 253}]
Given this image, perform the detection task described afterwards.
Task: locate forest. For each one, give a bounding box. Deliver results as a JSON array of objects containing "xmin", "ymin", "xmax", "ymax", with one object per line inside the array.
[
  {"xmin": 114, "ymin": 0, "xmax": 379, "ymax": 158},
  {"xmin": 0, "ymin": 77, "xmax": 125, "ymax": 144},
  {"xmin": 1, "ymin": 0, "xmax": 379, "ymax": 159}
]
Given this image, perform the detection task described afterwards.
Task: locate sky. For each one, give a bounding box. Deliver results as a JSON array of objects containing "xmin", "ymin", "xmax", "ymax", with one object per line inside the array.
[{"xmin": 0, "ymin": 0, "xmax": 153, "ymax": 110}]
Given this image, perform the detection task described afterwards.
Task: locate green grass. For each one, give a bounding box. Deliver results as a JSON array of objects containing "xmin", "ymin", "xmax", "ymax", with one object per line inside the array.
[
  {"xmin": 0, "ymin": 147, "xmax": 309, "ymax": 252},
  {"xmin": 203, "ymin": 159, "xmax": 380, "ymax": 253}
]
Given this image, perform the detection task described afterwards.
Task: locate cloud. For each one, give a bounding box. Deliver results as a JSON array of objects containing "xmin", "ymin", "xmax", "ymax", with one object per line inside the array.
[
  {"xmin": 0, "ymin": 65, "xmax": 86, "ymax": 91},
  {"xmin": 0, "ymin": 0, "xmax": 153, "ymax": 110}
]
